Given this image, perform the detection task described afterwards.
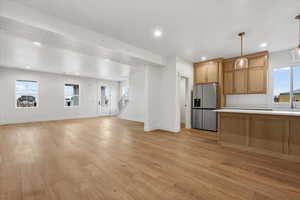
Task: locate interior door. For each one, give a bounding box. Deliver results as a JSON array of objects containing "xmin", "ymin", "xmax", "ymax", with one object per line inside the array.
[{"xmin": 98, "ymin": 85, "xmax": 112, "ymax": 115}]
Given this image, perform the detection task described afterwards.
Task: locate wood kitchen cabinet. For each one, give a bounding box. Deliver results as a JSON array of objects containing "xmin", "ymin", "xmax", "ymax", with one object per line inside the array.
[
  {"xmin": 234, "ymin": 69, "xmax": 248, "ymax": 94},
  {"xmin": 247, "ymin": 55, "xmax": 267, "ymax": 93},
  {"xmin": 194, "ymin": 59, "xmax": 220, "ymax": 84},
  {"xmin": 194, "ymin": 63, "xmax": 207, "ymax": 84},
  {"xmin": 290, "ymin": 118, "xmax": 300, "ymax": 156},
  {"xmin": 223, "ymin": 60, "xmax": 234, "ymax": 94},
  {"xmin": 194, "ymin": 59, "xmax": 225, "ymax": 107},
  {"xmin": 218, "ymin": 112, "xmax": 300, "ymax": 161},
  {"xmin": 223, "ymin": 72, "xmax": 233, "ymax": 94},
  {"xmin": 223, "ymin": 51, "xmax": 268, "ymax": 95},
  {"xmin": 206, "ymin": 62, "xmax": 219, "ymax": 83}
]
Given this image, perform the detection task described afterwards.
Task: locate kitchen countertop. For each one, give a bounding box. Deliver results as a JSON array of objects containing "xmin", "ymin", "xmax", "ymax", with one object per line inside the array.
[{"xmin": 214, "ymin": 108, "xmax": 300, "ymax": 116}]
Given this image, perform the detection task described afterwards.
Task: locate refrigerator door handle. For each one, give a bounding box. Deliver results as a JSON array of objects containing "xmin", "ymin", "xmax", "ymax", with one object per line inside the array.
[{"xmin": 199, "ymin": 98, "xmax": 201, "ymax": 108}]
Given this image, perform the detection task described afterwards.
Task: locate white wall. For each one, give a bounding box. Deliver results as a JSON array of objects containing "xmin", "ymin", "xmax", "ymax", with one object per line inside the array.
[
  {"xmin": 0, "ymin": 67, "xmax": 119, "ymax": 125},
  {"xmin": 225, "ymin": 94, "xmax": 268, "ymax": 108},
  {"xmin": 144, "ymin": 57, "xmax": 193, "ymax": 132},
  {"xmin": 176, "ymin": 57, "xmax": 194, "ymax": 129},
  {"xmin": 159, "ymin": 57, "xmax": 179, "ymax": 132},
  {"xmin": 144, "ymin": 65, "xmax": 163, "ymax": 131},
  {"xmin": 119, "ymin": 70, "xmax": 146, "ymax": 123}
]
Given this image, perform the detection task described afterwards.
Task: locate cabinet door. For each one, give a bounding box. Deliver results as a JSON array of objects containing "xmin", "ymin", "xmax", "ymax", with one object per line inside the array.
[
  {"xmin": 249, "ymin": 56, "xmax": 266, "ymax": 68},
  {"xmin": 220, "ymin": 113, "xmax": 248, "ymax": 145},
  {"xmin": 290, "ymin": 118, "xmax": 300, "ymax": 156},
  {"xmin": 234, "ymin": 69, "xmax": 247, "ymax": 94},
  {"xmin": 248, "ymin": 67, "xmax": 266, "ymax": 93},
  {"xmin": 195, "ymin": 64, "xmax": 207, "ymax": 84},
  {"xmin": 223, "ymin": 61, "xmax": 234, "ymax": 72},
  {"xmin": 207, "ymin": 62, "xmax": 218, "ymax": 83},
  {"xmin": 249, "ymin": 115, "xmax": 287, "ymax": 153},
  {"xmin": 206, "ymin": 62, "xmax": 219, "ymax": 83},
  {"xmin": 224, "ymin": 71, "xmax": 233, "ymax": 94}
]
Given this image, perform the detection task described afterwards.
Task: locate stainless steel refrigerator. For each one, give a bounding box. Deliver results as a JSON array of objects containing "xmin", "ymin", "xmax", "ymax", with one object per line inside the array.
[{"xmin": 192, "ymin": 83, "xmax": 217, "ymax": 131}]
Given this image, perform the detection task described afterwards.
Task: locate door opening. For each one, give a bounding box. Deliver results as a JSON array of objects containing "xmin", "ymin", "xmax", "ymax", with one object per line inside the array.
[
  {"xmin": 179, "ymin": 76, "xmax": 189, "ymax": 129},
  {"xmin": 98, "ymin": 85, "xmax": 112, "ymax": 116}
]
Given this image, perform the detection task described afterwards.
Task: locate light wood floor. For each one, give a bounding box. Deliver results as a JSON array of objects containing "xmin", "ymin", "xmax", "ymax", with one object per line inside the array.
[{"xmin": 1, "ymin": 117, "xmax": 300, "ymax": 200}]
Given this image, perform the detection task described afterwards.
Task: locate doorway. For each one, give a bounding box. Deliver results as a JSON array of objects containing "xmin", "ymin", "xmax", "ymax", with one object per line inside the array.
[
  {"xmin": 98, "ymin": 85, "xmax": 112, "ymax": 116},
  {"xmin": 179, "ymin": 76, "xmax": 189, "ymax": 129}
]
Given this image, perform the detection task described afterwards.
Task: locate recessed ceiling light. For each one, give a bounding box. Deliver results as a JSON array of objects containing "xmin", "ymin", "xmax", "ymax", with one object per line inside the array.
[
  {"xmin": 201, "ymin": 57, "xmax": 207, "ymax": 61},
  {"xmin": 260, "ymin": 42, "xmax": 268, "ymax": 48},
  {"xmin": 33, "ymin": 41, "xmax": 41, "ymax": 46},
  {"xmin": 153, "ymin": 29, "xmax": 163, "ymax": 38},
  {"xmin": 25, "ymin": 66, "xmax": 31, "ymax": 69}
]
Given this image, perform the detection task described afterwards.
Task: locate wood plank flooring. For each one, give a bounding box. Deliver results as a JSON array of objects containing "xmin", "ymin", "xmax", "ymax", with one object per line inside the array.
[{"xmin": 0, "ymin": 117, "xmax": 300, "ymax": 200}]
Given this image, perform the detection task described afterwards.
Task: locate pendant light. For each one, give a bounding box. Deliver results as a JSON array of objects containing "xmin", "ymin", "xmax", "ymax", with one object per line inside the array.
[
  {"xmin": 235, "ymin": 32, "xmax": 248, "ymax": 69},
  {"xmin": 291, "ymin": 15, "xmax": 300, "ymax": 61}
]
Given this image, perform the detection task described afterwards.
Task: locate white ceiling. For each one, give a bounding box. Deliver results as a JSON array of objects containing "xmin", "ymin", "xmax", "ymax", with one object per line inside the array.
[
  {"xmin": 0, "ymin": 31, "xmax": 133, "ymax": 81},
  {"xmin": 10, "ymin": 0, "xmax": 300, "ymax": 62},
  {"xmin": 0, "ymin": 16, "xmax": 159, "ymax": 81}
]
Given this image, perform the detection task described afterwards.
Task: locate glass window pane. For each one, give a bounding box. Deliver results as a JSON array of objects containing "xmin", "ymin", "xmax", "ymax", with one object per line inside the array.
[
  {"xmin": 64, "ymin": 84, "xmax": 79, "ymax": 106},
  {"xmin": 16, "ymin": 80, "xmax": 38, "ymax": 108},
  {"xmin": 100, "ymin": 86, "xmax": 110, "ymax": 106},
  {"xmin": 293, "ymin": 66, "xmax": 300, "ymax": 103},
  {"xmin": 273, "ymin": 68, "xmax": 290, "ymax": 103}
]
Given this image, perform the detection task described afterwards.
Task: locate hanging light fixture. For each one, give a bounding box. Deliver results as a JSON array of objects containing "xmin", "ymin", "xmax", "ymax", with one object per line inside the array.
[
  {"xmin": 235, "ymin": 32, "xmax": 248, "ymax": 69},
  {"xmin": 291, "ymin": 15, "xmax": 300, "ymax": 61}
]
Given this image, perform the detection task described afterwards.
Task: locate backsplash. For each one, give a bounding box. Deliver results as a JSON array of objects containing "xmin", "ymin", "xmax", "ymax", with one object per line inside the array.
[{"xmin": 225, "ymin": 94, "xmax": 268, "ymax": 108}]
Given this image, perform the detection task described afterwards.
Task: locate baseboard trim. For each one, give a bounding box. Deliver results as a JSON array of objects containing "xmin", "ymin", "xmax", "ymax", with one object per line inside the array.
[{"xmin": 0, "ymin": 114, "xmax": 114, "ymax": 126}]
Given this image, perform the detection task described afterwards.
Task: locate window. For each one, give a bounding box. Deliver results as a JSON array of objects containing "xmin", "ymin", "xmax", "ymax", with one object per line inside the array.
[
  {"xmin": 64, "ymin": 84, "xmax": 79, "ymax": 107},
  {"xmin": 121, "ymin": 87, "xmax": 129, "ymax": 97},
  {"xmin": 16, "ymin": 80, "xmax": 38, "ymax": 108},
  {"xmin": 100, "ymin": 86, "xmax": 110, "ymax": 106},
  {"xmin": 293, "ymin": 66, "xmax": 300, "ymax": 103},
  {"xmin": 273, "ymin": 66, "xmax": 300, "ymax": 105},
  {"xmin": 273, "ymin": 68, "xmax": 290, "ymax": 103}
]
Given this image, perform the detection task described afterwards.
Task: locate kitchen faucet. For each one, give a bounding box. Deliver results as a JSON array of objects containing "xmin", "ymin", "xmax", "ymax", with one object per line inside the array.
[{"xmin": 291, "ymin": 95, "xmax": 296, "ymax": 109}]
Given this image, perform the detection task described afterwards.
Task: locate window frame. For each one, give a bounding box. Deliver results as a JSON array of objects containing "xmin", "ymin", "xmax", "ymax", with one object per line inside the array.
[
  {"xmin": 64, "ymin": 83, "xmax": 80, "ymax": 108},
  {"xmin": 292, "ymin": 65, "xmax": 300, "ymax": 108},
  {"xmin": 272, "ymin": 65, "xmax": 300, "ymax": 108},
  {"xmin": 15, "ymin": 80, "xmax": 39, "ymax": 109}
]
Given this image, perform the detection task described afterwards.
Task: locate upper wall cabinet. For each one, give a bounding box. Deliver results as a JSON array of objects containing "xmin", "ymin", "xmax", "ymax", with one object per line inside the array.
[
  {"xmin": 194, "ymin": 60, "xmax": 220, "ymax": 84},
  {"xmin": 223, "ymin": 60, "xmax": 234, "ymax": 94},
  {"xmin": 247, "ymin": 55, "xmax": 267, "ymax": 93},
  {"xmin": 223, "ymin": 51, "xmax": 268, "ymax": 95},
  {"xmin": 194, "ymin": 63, "xmax": 207, "ymax": 84}
]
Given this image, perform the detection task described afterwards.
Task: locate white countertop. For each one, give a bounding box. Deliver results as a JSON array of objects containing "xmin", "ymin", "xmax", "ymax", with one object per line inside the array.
[{"xmin": 215, "ymin": 109, "xmax": 300, "ymax": 116}]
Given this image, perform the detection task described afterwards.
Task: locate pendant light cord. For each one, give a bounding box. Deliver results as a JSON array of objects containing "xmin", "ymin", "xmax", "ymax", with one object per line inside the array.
[
  {"xmin": 238, "ymin": 32, "xmax": 245, "ymax": 57},
  {"xmin": 241, "ymin": 34, "xmax": 243, "ymax": 56}
]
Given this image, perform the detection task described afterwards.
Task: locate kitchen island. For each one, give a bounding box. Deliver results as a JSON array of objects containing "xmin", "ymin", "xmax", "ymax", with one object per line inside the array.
[{"xmin": 216, "ymin": 109, "xmax": 300, "ymax": 161}]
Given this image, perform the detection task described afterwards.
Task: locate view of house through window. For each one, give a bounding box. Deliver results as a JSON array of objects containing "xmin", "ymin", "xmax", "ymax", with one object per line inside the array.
[
  {"xmin": 16, "ymin": 80, "xmax": 38, "ymax": 108},
  {"xmin": 273, "ymin": 66, "xmax": 300, "ymax": 104},
  {"xmin": 64, "ymin": 84, "xmax": 79, "ymax": 107},
  {"xmin": 121, "ymin": 87, "xmax": 129, "ymax": 97}
]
